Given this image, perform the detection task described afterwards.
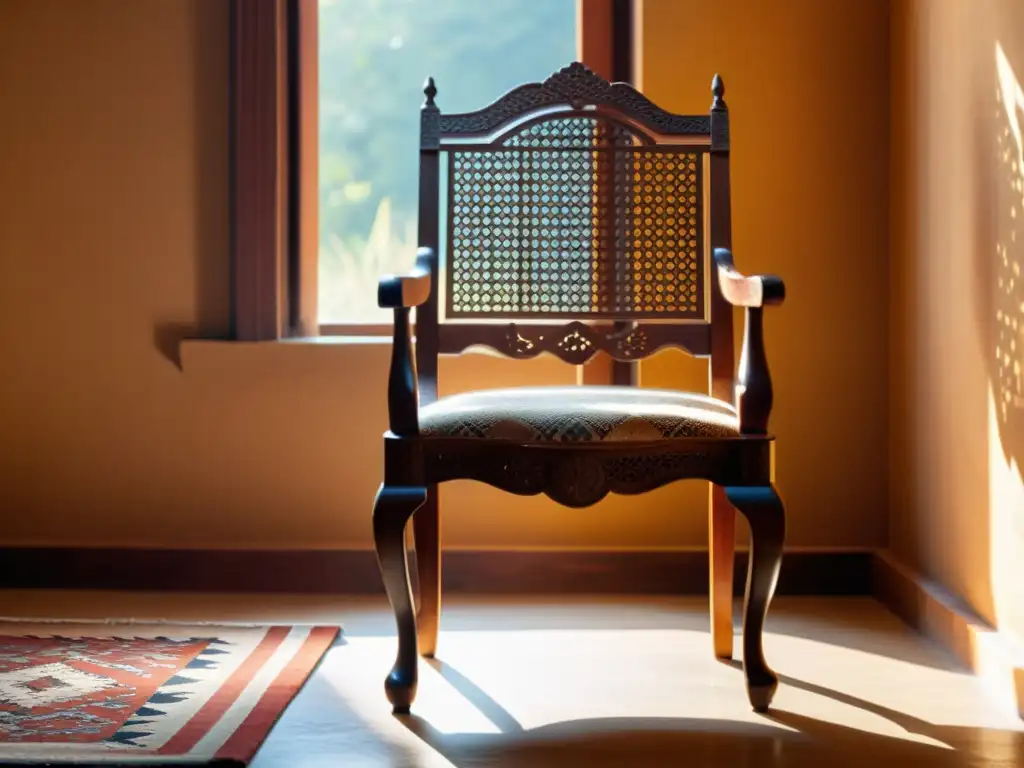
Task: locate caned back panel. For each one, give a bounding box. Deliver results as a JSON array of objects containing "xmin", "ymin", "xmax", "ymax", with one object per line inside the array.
[{"xmin": 443, "ymin": 114, "xmax": 707, "ymax": 321}]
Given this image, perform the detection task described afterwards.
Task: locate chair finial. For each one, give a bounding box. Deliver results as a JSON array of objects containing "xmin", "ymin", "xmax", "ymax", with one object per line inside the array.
[
  {"xmin": 423, "ymin": 77, "xmax": 437, "ymax": 107},
  {"xmin": 712, "ymin": 74, "xmax": 726, "ymax": 110}
]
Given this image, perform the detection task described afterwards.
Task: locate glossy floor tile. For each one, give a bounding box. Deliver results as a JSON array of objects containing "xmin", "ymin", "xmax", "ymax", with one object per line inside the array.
[{"xmin": 1, "ymin": 592, "xmax": 1021, "ymax": 767}]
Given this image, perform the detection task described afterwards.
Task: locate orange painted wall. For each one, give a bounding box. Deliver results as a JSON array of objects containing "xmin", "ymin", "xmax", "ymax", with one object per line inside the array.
[
  {"xmin": 0, "ymin": 0, "xmax": 889, "ymax": 551},
  {"xmin": 638, "ymin": 0, "xmax": 891, "ymax": 549},
  {"xmin": 890, "ymin": 0, "xmax": 1024, "ymax": 644}
]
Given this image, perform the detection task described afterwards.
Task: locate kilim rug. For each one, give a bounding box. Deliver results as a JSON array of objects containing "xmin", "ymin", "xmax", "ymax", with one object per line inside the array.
[{"xmin": 0, "ymin": 620, "xmax": 340, "ymax": 765}]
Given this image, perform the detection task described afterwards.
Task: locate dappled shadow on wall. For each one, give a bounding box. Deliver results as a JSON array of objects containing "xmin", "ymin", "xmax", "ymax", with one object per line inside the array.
[
  {"xmin": 984, "ymin": 40, "xmax": 1024, "ymax": 641},
  {"xmin": 993, "ymin": 42, "xmax": 1024, "ymax": 482}
]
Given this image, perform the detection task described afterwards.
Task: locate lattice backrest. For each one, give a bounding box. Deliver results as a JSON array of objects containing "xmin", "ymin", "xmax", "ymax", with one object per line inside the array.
[{"xmin": 422, "ymin": 63, "xmax": 718, "ymax": 324}]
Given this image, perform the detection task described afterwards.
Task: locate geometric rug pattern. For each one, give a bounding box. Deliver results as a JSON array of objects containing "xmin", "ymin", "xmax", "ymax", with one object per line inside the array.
[{"xmin": 0, "ymin": 622, "xmax": 339, "ymax": 764}]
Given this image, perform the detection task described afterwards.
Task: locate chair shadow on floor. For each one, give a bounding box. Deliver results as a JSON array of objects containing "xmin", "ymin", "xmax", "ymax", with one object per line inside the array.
[
  {"xmin": 347, "ymin": 593, "xmax": 963, "ymax": 672},
  {"xmin": 396, "ymin": 658, "xmax": 1024, "ymax": 768}
]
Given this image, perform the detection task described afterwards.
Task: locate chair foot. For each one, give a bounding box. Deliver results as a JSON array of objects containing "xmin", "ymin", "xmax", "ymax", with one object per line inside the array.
[
  {"xmin": 385, "ymin": 668, "xmax": 416, "ymax": 714},
  {"xmin": 374, "ymin": 484, "xmax": 428, "ymax": 713},
  {"xmin": 747, "ymin": 678, "xmax": 779, "ymax": 713},
  {"xmin": 416, "ymin": 621, "xmax": 439, "ymax": 658},
  {"xmin": 724, "ymin": 484, "xmax": 785, "ymax": 713}
]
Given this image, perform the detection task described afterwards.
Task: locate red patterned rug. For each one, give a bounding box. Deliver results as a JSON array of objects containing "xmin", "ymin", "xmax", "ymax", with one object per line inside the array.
[{"xmin": 0, "ymin": 621, "xmax": 339, "ymax": 765}]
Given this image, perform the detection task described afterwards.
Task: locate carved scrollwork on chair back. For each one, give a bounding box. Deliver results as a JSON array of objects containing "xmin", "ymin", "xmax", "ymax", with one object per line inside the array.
[
  {"xmin": 438, "ymin": 62, "xmax": 711, "ymax": 138},
  {"xmin": 608, "ymin": 325, "xmax": 649, "ymax": 360},
  {"xmin": 555, "ymin": 326, "xmax": 597, "ymax": 364},
  {"xmin": 503, "ymin": 321, "xmax": 652, "ymax": 365},
  {"xmin": 439, "ymin": 321, "xmax": 711, "ymax": 361},
  {"xmin": 508, "ymin": 328, "xmax": 538, "ymax": 356}
]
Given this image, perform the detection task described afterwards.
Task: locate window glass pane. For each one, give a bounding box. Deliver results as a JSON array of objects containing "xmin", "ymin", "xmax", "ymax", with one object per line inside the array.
[{"xmin": 318, "ymin": 0, "xmax": 578, "ymax": 324}]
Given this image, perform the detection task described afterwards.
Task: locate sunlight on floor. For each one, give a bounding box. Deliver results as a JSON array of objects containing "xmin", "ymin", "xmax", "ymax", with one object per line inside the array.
[
  {"xmin": 317, "ymin": 623, "xmax": 1018, "ymax": 767},
  {"xmin": 1, "ymin": 591, "xmax": 1019, "ymax": 767}
]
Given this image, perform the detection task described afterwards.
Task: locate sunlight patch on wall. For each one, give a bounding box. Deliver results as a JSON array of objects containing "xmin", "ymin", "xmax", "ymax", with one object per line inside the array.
[
  {"xmin": 987, "ymin": 384, "xmax": 1024, "ymax": 646},
  {"xmin": 995, "ymin": 41, "xmax": 1024, "ymax": 417},
  {"xmin": 990, "ymin": 42, "xmax": 1024, "ymax": 648}
]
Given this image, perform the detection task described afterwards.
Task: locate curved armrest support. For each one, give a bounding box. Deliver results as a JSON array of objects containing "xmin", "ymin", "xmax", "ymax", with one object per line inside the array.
[
  {"xmin": 712, "ymin": 248, "xmax": 785, "ymax": 435},
  {"xmin": 378, "ymin": 247, "xmax": 434, "ymax": 309},
  {"xmin": 379, "ymin": 248, "xmax": 435, "ymax": 437},
  {"xmin": 714, "ymin": 247, "xmax": 785, "ymax": 308}
]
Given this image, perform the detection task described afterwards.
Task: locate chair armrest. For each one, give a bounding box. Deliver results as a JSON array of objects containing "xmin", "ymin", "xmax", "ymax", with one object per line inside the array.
[
  {"xmin": 378, "ymin": 247, "xmax": 434, "ymax": 309},
  {"xmin": 713, "ymin": 248, "xmax": 785, "ymax": 308},
  {"xmin": 379, "ymin": 248, "xmax": 434, "ymax": 438},
  {"xmin": 712, "ymin": 248, "xmax": 784, "ymax": 435}
]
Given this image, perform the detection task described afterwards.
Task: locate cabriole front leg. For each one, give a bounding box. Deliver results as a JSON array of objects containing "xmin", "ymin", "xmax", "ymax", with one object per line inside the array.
[
  {"xmin": 724, "ymin": 484, "xmax": 785, "ymax": 712},
  {"xmin": 373, "ymin": 484, "xmax": 427, "ymax": 713}
]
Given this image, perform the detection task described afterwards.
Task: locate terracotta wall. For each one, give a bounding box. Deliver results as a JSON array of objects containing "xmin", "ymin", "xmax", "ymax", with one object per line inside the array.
[
  {"xmin": 890, "ymin": 0, "xmax": 1024, "ymax": 644},
  {"xmin": 0, "ymin": 0, "xmax": 889, "ymax": 551}
]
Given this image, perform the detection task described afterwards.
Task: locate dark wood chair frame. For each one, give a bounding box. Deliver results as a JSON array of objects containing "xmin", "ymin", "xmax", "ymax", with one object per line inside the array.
[{"xmin": 372, "ymin": 63, "xmax": 787, "ymax": 714}]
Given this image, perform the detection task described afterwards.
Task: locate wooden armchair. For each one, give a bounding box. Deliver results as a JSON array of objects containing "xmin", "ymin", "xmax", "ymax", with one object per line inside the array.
[{"xmin": 373, "ymin": 63, "xmax": 787, "ymax": 714}]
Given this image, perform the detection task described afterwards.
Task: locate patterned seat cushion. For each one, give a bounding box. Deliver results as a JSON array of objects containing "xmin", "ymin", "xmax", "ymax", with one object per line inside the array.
[{"xmin": 419, "ymin": 386, "xmax": 738, "ymax": 442}]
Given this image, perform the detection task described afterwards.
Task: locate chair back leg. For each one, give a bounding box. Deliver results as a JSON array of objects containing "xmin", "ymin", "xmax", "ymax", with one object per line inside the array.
[
  {"xmin": 709, "ymin": 484, "xmax": 736, "ymax": 659},
  {"xmin": 414, "ymin": 485, "xmax": 442, "ymax": 658}
]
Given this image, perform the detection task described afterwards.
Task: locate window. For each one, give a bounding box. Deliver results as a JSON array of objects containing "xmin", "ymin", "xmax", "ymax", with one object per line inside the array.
[{"xmin": 316, "ymin": 0, "xmax": 578, "ymax": 326}]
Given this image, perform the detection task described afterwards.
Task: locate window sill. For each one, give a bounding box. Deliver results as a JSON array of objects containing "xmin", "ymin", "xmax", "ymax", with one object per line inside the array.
[
  {"xmin": 319, "ymin": 323, "xmax": 393, "ymax": 337},
  {"xmin": 285, "ymin": 334, "xmax": 393, "ymax": 345},
  {"xmin": 176, "ymin": 332, "xmax": 521, "ymax": 373},
  {"xmin": 179, "ymin": 334, "xmax": 391, "ymax": 352},
  {"xmin": 176, "ymin": 335, "xmax": 393, "ymax": 374}
]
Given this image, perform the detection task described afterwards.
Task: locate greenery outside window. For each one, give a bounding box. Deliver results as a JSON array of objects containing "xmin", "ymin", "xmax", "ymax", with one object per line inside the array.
[{"xmin": 317, "ymin": 0, "xmax": 579, "ymax": 330}]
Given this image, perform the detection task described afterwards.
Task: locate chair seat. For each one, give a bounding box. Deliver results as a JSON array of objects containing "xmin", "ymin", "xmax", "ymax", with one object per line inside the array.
[{"xmin": 419, "ymin": 386, "xmax": 739, "ymax": 442}]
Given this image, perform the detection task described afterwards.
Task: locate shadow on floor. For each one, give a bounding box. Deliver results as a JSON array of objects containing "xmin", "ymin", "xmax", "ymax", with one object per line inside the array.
[
  {"xmin": 396, "ymin": 658, "xmax": 1024, "ymax": 768},
  {"xmin": 337, "ymin": 596, "xmax": 961, "ymax": 672}
]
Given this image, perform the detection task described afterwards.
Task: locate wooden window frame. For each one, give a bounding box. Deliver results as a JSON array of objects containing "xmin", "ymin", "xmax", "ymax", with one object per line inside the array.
[
  {"xmin": 230, "ymin": 0, "xmax": 317, "ymax": 341},
  {"xmin": 232, "ymin": 0, "xmax": 632, "ymax": 347}
]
